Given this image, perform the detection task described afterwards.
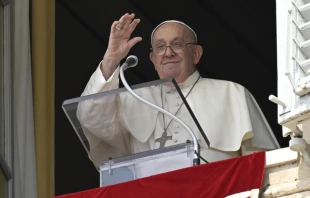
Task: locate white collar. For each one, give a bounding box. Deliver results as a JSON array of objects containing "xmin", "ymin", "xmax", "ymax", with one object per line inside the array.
[{"xmin": 178, "ymin": 70, "xmax": 200, "ymax": 89}]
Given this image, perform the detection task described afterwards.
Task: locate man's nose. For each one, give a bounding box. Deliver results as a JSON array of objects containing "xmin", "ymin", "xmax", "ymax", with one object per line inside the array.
[{"xmin": 164, "ymin": 46, "xmax": 175, "ymax": 57}]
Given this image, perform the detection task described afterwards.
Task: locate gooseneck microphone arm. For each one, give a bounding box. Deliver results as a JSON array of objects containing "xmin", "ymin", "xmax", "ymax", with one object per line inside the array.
[{"xmin": 119, "ymin": 55, "xmax": 200, "ymax": 166}]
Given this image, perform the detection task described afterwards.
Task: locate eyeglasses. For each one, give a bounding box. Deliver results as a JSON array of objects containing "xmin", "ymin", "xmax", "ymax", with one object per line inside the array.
[{"xmin": 151, "ymin": 42, "xmax": 196, "ymax": 55}]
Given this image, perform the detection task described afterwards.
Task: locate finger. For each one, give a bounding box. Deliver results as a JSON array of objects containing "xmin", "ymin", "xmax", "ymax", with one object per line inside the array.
[
  {"xmin": 123, "ymin": 13, "xmax": 135, "ymax": 30},
  {"xmin": 117, "ymin": 13, "xmax": 129, "ymax": 29},
  {"xmin": 128, "ymin": 37, "xmax": 142, "ymax": 48},
  {"xmin": 111, "ymin": 21, "xmax": 121, "ymax": 32},
  {"xmin": 128, "ymin": 18, "xmax": 140, "ymax": 35}
]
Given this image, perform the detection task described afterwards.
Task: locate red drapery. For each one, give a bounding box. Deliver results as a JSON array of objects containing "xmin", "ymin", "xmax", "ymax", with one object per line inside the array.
[{"xmin": 55, "ymin": 151, "xmax": 265, "ymax": 198}]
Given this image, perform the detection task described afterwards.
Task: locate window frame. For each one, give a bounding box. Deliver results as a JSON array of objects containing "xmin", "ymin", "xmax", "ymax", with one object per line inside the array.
[{"xmin": 0, "ymin": 0, "xmax": 13, "ymax": 198}]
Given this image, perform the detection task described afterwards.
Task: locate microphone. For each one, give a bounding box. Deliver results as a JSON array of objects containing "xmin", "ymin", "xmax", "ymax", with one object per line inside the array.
[{"xmin": 123, "ymin": 55, "xmax": 138, "ymax": 70}]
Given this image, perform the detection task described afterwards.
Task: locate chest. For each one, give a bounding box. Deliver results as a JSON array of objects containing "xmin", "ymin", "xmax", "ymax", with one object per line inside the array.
[{"xmin": 151, "ymin": 86, "xmax": 200, "ymax": 149}]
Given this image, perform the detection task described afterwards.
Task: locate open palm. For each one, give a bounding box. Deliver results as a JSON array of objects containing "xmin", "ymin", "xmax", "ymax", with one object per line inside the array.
[{"xmin": 105, "ymin": 13, "xmax": 142, "ymax": 61}]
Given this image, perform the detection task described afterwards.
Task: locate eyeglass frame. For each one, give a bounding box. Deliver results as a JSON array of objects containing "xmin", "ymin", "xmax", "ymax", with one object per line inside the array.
[{"xmin": 150, "ymin": 42, "xmax": 197, "ymax": 55}]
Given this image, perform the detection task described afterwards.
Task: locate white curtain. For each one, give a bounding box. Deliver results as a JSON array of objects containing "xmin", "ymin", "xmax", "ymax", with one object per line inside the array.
[{"xmin": 12, "ymin": 0, "xmax": 37, "ymax": 197}]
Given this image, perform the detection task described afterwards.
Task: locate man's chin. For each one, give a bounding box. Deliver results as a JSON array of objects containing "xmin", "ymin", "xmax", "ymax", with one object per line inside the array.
[{"xmin": 162, "ymin": 70, "xmax": 180, "ymax": 80}]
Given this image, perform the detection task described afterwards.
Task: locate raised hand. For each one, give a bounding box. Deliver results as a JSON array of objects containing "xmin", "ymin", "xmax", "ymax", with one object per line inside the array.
[{"xmin": 101, "ymin": 13, "xmax": 142, "ymax": 79}]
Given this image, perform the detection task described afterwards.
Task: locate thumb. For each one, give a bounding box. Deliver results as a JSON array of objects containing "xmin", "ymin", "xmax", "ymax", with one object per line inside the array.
[{"xmin": 128, "ymin": 37, "xmax": 142, "ymax": 49}]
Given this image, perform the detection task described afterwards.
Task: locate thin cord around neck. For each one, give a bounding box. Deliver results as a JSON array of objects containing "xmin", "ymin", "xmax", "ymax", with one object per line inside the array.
[{"xmin": 161, "ymin": 75, "xmax": 201, "ymax": 132}]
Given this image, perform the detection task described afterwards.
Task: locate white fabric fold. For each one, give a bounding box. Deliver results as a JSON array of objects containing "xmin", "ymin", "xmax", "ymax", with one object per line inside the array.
[{"xmin": 77, "ymin": 63, "xmax": 279, "ymax": 168}]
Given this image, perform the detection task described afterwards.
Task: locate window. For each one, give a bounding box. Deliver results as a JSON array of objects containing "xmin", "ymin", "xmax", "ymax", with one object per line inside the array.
[
  {"xmin": 0, "ymin": 1, "xmax": 12, "ymax": 198},
  {"xmin": 0, "ymin": 3, "xmax": 6, "ymax": 197},
  {"xmin": 0, "ymin": 171, "xmax": 6, "ymax": 198},
  {"xmin": 0, "ymin": 0, "xmax": 4, "ymax": 158}
]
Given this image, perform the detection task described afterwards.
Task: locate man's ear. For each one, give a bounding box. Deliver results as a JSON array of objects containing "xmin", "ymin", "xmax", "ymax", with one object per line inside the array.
[
  {"xmin": 150, "ymin": 52, "xmax": 155, "ymax": 65},
  {"xmin": 193, "ymin": 45, "xmax": 203, "ymax": 65}
]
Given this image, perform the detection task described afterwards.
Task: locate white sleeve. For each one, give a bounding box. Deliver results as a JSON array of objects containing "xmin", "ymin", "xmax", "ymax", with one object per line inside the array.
[
  {"xmin": 76, "ymin": 63, "xmax": 131, "ymax": 167},
  {"xmin": 82, "ymin": 62, "xmax": 120, "ymax": 96}
]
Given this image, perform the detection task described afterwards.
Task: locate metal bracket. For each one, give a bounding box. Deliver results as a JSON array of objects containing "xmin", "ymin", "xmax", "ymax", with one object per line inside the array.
[
  {"xmin": 108, "ymin": 157, "xmax": 113, "ymax": 175},
  {"xmin": 186, "ymin": 140, "xmax": 191, "ymax": 157},
  {"xmin": 0, "ymin": 154, "xmax": 12, "ymax": 180}
]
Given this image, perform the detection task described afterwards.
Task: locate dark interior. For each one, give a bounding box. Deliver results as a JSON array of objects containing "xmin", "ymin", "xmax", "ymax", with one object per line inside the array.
[{"xmin": 55, "ymin": 0, "xmax": 288, "ymax": 195}]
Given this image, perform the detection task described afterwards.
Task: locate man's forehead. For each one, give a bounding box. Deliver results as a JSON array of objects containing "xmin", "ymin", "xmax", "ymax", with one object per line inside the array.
[
  {"xmin": 151, "ymin": 20, "xmax": 197, "ymax": 45},
  {"xmin": 153, "ymin": 26, "xmax": 187, "ymax": 43}
]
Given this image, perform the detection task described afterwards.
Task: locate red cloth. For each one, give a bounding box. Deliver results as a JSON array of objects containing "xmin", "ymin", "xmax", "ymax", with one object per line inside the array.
[{"xmin": 55, "ymin": 151, "xmax": 265, "ymax": 198}]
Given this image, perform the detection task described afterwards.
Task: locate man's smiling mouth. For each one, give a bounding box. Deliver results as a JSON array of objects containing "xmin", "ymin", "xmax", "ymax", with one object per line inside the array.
[{"xmin": 162, "ymin": 60, "xmax": 180, "ymax": 65}]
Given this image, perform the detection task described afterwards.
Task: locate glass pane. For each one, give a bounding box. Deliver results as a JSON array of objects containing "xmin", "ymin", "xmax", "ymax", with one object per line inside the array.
[
  {"xmin": 62, "ymin": 78, "xmax": 210, "ymax": 169},
  {"xmin": 0, "ymin": 3, "xmax": 5, "ymax": 158},
  {"xmin": 0, "ymin": 169, "xmax": 6, "ymax": 198}
]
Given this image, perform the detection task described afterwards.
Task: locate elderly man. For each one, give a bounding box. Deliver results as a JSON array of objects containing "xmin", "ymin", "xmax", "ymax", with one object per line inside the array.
[{"xmin": 77, "ymin": 13, "xmax": 279, "ymax": 168}]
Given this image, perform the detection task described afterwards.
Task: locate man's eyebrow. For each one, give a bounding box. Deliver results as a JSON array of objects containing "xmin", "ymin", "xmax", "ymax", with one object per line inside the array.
[
  {"xmin": 172, "ymin": 37, "xmax": 183, "ymax": 42},
  {"xmin": 153, "ymin": 37, "xmax": 184, "ymax": 45},
  {"xmin": 154, "ymin": 39, "xmax": 165, "ymax": 44}
]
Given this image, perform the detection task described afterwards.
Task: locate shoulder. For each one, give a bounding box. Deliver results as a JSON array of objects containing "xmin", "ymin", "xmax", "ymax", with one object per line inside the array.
[
  {"xmin": 195, "ymin": 77, "xmax": 249, "ymax": 100},
  {"xmin": 198, "ymin": 77, "xmax": 246, "ymax": 91}
]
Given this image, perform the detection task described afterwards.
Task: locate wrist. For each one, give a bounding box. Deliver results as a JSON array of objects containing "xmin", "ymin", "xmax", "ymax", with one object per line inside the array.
[
  {"xmin": 102, "ymin": 55, "xmax": 120, "ymax": 68},
  {"xmin": 100, "ymin": 55, "xmax": 120, "ymax": 79}
]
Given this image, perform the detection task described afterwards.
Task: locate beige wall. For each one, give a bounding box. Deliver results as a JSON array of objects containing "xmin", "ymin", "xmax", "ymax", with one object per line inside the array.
[{"xmin": 32, "ymin": 0, "xmax": 55, "ymax": 197}]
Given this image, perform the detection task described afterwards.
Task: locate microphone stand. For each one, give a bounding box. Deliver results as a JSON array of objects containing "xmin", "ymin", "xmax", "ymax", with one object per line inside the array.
[{"xmin": 120, "ymin": 55, "xmax": 201, "ymax": 166}]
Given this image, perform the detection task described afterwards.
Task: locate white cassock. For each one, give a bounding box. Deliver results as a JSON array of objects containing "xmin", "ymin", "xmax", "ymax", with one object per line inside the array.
[{"xmin": 77, "ymin": 65, "xmax": 280, "ymax": 168}]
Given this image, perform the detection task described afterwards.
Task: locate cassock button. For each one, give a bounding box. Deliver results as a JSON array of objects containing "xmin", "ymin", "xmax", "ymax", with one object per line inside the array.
[
  {"xmin": 175, "ymin": 125, "xmax": 179, "ymax": 128},
  {"xmin": 173, "ymin": 139, "xmax": 178, "ymax": 143},
  {"xmin": 174, "ymin": 131, "xmax": 179, "ymax": 134}
]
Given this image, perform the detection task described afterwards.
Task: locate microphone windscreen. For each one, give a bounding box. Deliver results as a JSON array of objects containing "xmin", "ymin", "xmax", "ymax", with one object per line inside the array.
[{"xmin": 126, "ymin": 55, "xmax": 138, "ymax": 68}]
